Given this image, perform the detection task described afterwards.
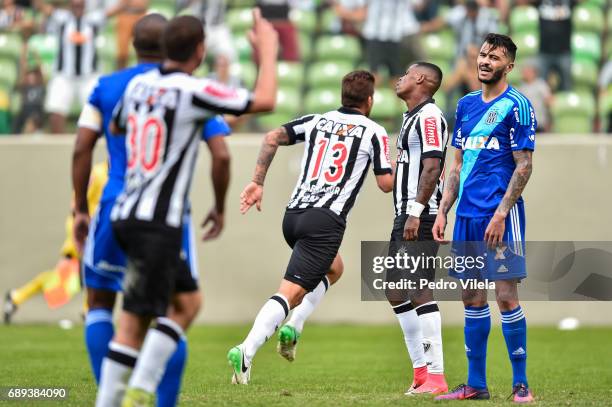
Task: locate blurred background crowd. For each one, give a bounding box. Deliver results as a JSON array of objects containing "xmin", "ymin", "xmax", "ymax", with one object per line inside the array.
[{"xmin": 0, "ymin": 0, "xmax": 610, "ymax": 135}]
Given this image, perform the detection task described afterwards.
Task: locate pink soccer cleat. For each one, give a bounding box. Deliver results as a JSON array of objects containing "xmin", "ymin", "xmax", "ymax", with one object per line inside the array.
[
  {"xmin": 434, "ymin": 383, "xmax": 490, "ymax": 400},
  {"xmin": 411, "ymin": 373, "xmax": 449, "ymax": 395},
  {"xmin": 511, "ymin": 383, "xmax": 534, "ymax": 403},
  {"xmin": 404, "ymin": 365, "xmax": 429, "ymax": 395}
]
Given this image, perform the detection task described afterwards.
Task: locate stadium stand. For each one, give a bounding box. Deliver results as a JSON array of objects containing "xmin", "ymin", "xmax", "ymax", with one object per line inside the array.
[{"xmin": 0, "ymin": 0, "xmax": 610, "ymax": 135}]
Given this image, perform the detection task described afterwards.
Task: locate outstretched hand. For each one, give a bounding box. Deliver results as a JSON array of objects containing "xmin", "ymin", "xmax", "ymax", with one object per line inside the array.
[
  {"xmin": 73, "ymin": 211, "xmax": 90, "ymax": 255},
  {"xmin": 240, "ymin": 182, "xmax": 263, "ymax": 214}
]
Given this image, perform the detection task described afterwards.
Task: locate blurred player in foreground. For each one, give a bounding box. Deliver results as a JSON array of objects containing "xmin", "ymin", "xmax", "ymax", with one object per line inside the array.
[
  {"xmin": 388, "ymin": 62, "xmax": 448, "ymax": 395},
  {"xmin": 95, "ymin": 12, "xmax": 278, "ymax": 407},
  {"xmin": 72, "ymin": 14, "xmax": 230, "ymax": 407},
  {"xmin": 3, "ymin": 162, "xmax": 107, "ymax": 324},
  {"xmin": 433, "ymin": 33, "xmax": 535, "ymax": 402},
  {"xmin": 229, "ymin": 70, "xmax": 394, "ymax": 385}
]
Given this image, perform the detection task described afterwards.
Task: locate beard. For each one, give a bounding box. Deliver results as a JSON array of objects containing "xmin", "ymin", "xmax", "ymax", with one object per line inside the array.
[{"xmin": 478, "ymin": 66, "xmax": 505, "ymax": 84}]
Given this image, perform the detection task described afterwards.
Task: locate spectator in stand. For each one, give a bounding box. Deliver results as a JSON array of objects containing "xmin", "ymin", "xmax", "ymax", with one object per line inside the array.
[
  {"xmin": 535, "ymin": 0, "xmax": 576, "ymax": 91},
  {"xmin": 207, "ymin": 53, "xmax": 249, "ymax": 129},
  {"xmin": 257, "ymin": 0, "xmax": 300, "ymax": 61},
  {"xmin": 421, "ymin": 0, "xmax": 499, "ymax": 64},
  {"xmin": 518, "ymin": 59, "xmax": 553, "ymax": 132},
  {"xmin": 0, "ymin": 0, "xmax": 25, "ymax": 31},
  {"xmin": 40, "ymin": 0, "xmax": 125, "ymax": 133},
  {"xmin": 179, "ymin": 0, "xmax": 237, "ymax": 61},
  {"xmin": 414, "ymin": 0, "xmax": 439, "ymax": 24},
  {"xmin": 334, "ymin": 0, "xmax": 424, "ymax": 85},
  {"xmin": 599, "ymin": 60, "xmax": 612, "ymax": 133},
  {"xmin": 115, "ymin": 0, "xmax": 149, "ymax": 69},
  {"xmin": 329, "ymin": 0, "xmax": 365, "ymax": 37},
  {"xmin": 12, "ymin": 63, "xmax": 46, "ymax": 134}
]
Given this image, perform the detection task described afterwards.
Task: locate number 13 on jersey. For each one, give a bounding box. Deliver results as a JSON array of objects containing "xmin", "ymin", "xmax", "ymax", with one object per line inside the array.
[{"xmin": 309, "ymin": 135, "xmax": 349, "ymax": 184}]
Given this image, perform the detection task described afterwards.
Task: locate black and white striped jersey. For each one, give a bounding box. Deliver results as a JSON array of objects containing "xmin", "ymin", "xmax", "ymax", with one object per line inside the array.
[
  {"xmin": 394, "ymin": 99, "xmax": 448, "ymax": 217},
  {"xmin": 110, "ymin": 67, "xmax": 252, "ymax": 229},
  {"xmin": 47, "ymin": 9, "xmax": 105, "ymax": 77},
  {"xmin": 283, "ymin": 107, "xmax": 393, "ymax": 219}
]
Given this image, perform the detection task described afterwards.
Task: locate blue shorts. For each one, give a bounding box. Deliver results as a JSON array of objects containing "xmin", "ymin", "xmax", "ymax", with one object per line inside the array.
[
  {"xmin": 449, "ymin": 202, "xmax": 526, "ymax": 281},
  {"xmin": 83, "ymin": 199, "xmax": 199, "ymax": 292}
]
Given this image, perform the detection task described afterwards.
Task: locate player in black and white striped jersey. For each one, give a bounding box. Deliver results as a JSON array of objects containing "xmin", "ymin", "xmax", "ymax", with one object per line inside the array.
[
  {"xmin": 388, "ymin": 62, "xmax": 450, "ymax": 396},
  {"xmin": 227, "ymin": 71, "xmax": 394, "ymax": 385},
  {"xmin": 95, "ymin": 12, "xmax": 279, "ymax": 407}
]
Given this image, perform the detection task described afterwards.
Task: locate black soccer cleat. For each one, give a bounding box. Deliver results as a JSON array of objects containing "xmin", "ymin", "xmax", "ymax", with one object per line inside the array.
[{"xmin": 3, "ymin": 291, "xmax": 17, "ymax": 325}]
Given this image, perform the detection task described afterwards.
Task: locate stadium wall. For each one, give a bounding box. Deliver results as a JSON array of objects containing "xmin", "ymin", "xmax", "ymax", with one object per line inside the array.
[{"xmin": 1, "ymin": 135, "xmax": 611, "ymax": 326}]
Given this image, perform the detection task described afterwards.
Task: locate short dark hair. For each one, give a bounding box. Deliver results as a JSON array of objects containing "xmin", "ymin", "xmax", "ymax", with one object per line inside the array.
[
  {"xmin": 414, "ymin": 61, "xmax": 443, "ymax": 90},
  {"xmin": 483, "ymin": 33, "xmax": 517, "ymax": 61},
  {"xmin": 133, "ymin": 13, "xmax": 167, "ymax": 58},
  {"xmin": 162, "ymin": 15, "xmax": 205, "ymax": 62},
  {"xmin": 341, "ymin": 70, "xmax": 375, "ymax": 109}
]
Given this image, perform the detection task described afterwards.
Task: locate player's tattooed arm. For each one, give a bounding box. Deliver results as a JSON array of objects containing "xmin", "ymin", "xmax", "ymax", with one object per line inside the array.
[
  {"xmin": 252, "ymin": 126, "xmax": 291, "ymax": 185},
  {"xmin": 495, "ymin": 149, "xmax": 533, "ymax": 217},
  {"xmin": 438, "ymin": 148, "xmax": 463, "ymax": 216},
  {"xmin": 416, "ymin": 157, "xmax": 442, "ymax": 206}
]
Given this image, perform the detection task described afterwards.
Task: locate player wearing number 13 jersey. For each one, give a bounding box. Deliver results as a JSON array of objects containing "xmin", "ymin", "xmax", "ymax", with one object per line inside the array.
[{"xmin": 227, "ymin": 71, "xmax": 394, "ymax": 385}]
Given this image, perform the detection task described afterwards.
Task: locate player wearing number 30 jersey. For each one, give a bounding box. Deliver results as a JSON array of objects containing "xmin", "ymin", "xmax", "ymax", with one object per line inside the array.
[{"xmin": 227, "ymin": 70, "xmax": 394, "ymax": 385}]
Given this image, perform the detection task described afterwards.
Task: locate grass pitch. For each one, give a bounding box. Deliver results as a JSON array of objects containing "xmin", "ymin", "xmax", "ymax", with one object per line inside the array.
[{"xmin": 0, "ymin": 324, "xmax": 610, "ymax": 406}]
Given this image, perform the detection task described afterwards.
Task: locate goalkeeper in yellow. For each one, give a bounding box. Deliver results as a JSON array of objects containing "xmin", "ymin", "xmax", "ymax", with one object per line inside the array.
[{"xmin": 3, "ymin": 162, "xmax": 108, "ymax": 324}]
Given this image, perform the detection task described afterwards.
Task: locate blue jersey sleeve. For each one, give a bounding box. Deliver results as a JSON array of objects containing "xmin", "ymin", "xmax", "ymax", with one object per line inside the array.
[
  {"xmin": 451, "ymin": 99, "xmax": 463, "ymax": 149},
  {"xmin": 201, "ymin": 115, "xmax": 231, "ymax": 141},
  {"xmin": 88, "ymin": 78, "xmax": 103, "ymax": 110},
  {"xmin": 509, "ymin": 99, "xmax": 536, "ymax": 151}
]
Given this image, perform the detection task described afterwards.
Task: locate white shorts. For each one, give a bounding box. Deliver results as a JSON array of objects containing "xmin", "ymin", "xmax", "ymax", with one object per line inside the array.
[{"xmin": 44, "ymin": 74, "xmax": 99, "ymax": 116}]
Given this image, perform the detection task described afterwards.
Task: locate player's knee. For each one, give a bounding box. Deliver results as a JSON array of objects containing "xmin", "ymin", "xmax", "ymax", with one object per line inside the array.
[
  {"xmin": 326, "ymin": 256, "xmax": 344, "ymax": 285},
  {"xmin": 461, "ymin": 289, "xmax": 487, "ymax": 307},
  {"xmin": 86, "ymin": 287, "xmax": 116, "ymax": 310}
]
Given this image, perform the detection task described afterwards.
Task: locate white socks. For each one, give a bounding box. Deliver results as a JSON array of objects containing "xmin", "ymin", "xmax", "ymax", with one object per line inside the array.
[
  {"xmin": 287, "ymin": 277, "xmax": 329, "ymax": 333},
  {"xmin": 95, "ymin": 342, "xmax": 139, "ymax": 407},
  {"xmin": 242, "ymin": 293, "xmax": 290, "ymax": 361},
  {"xmin": 416, "ymin": 301, "xmax": 444, "ymax": 374},
  {"xmin": 128, "ymin": 317, "xmax": 183, "ymax": 393},
  {"xmin": 393, "ymin": 300, "xmax": 427, "ymax": 369}
]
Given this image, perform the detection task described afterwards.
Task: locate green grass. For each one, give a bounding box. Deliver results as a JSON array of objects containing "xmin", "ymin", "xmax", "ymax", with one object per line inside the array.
[{"xmin": 1, "ymin": 325, "xmax": 611, "ymax": 406}]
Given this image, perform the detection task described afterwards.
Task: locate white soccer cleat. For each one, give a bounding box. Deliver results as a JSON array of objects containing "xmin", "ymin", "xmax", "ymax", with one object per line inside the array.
[{"xmin": 227, "ymin": 344, "xmax": 251, "ymax": 385}]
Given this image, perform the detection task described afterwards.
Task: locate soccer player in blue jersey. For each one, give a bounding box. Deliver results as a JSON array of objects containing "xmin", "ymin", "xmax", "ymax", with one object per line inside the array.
[
  {"xmin": 432, "ymin": 34, "xmax": 535, "ymax": 403},
  {"xmin": 71, "ymin": 14, "xmax": 232, "ymax": 407}
]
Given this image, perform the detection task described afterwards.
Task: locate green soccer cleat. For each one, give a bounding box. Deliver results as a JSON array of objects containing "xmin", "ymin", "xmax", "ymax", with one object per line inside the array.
[
  {"xmin": 227, "ymin": 344, "xmax": 251, "ymax": 385},
  {"xmin": 121, "ymin": 387, "xmax": 155, "ymax": 407},
  {"xmin": 277, "ymin": 324, "xmax": 300, "ymax": 362}
]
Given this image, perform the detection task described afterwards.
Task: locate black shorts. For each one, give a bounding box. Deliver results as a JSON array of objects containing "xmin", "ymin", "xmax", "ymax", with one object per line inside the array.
[
  {"xmin": 282, "ymin": 208, "xmax": 346, "ymax": 291},
  {"xmin": 112, "ymin": 220, "xmax": 197, "ymax": 317},
  {"xmin": 386, "ymin": 214, "xmax": 439, "ymax": 301}
]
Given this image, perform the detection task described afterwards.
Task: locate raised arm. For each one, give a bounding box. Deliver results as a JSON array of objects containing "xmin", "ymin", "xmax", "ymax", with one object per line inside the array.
[
  {"xmin": 240, "ymin": 127, "xmax": 291, "ymax": 214},
  {"xmin": 246, "ymin": 9, "xmax": 279, "ymax": 113}
]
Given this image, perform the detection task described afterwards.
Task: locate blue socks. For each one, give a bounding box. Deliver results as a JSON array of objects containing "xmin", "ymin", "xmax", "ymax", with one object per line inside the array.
[
  {"xmin": 501, "ymin": 306, "xmax": 528, "ymax": 387},
  {"xmin": 85, "ymin": 308, "xmax": 114, "ymax": 383},
  {"xmin": 157, "ymin": 337, "xmax": 187, "ymax": 407},
  {"xmin": 464, "ymin": 305, "xmax": 491, "ymax": 390}
]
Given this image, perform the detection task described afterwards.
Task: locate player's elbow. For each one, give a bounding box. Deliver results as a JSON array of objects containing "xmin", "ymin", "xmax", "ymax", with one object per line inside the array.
[
  {"xmin": 250, "ymin": 93, "xmax": 277, "ymax": 113},
  {"xmin": 377, "ymin": 175, "xmax": 394, "ymax": 193}
]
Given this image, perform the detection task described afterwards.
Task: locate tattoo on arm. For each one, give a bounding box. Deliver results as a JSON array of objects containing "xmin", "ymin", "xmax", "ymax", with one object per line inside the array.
[
  {"xmin": 439, "ymin": 156, "xmax": 461, "ymax": 216},
  {"xmin": 252, "ymin": 127, "xmax": 290, "ymax": 185},
  {"xmin": 416, "ymin": 158, "xmax": 442, "ymax": 209},
  {"xmin": 496, "ymin": 150, "xmax": 533, "ymax": 217}
]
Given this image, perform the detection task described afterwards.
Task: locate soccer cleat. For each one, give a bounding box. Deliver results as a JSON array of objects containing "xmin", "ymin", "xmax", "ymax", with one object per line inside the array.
[
  {"xmin": 3, "ymin": 291, "xmax": 17, "ymax": 325},
  {"xmin": 404, "ymin": 365, "xmax": 429, "ymax": 395},
  {"xmin": 434, "ymin": 383, "xmax": 490, "ymax": 400},
  {"xmin": 411, "ymin": 373, "xmax": 449, "ymax": 395},
  {"xmin": 227, "ymin": 344, "xmax": 251, "ymax": 385},
  {"xmin": 277, "ymin": 324, "xmax": 300, "ymax": 362},
  {"xmin": 511, "ymin": 383, "xmax": 534, "ymax": 403},
  {"xmin": 121, "ymin": 387, "xmax": 155, "ymax": 407}
]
